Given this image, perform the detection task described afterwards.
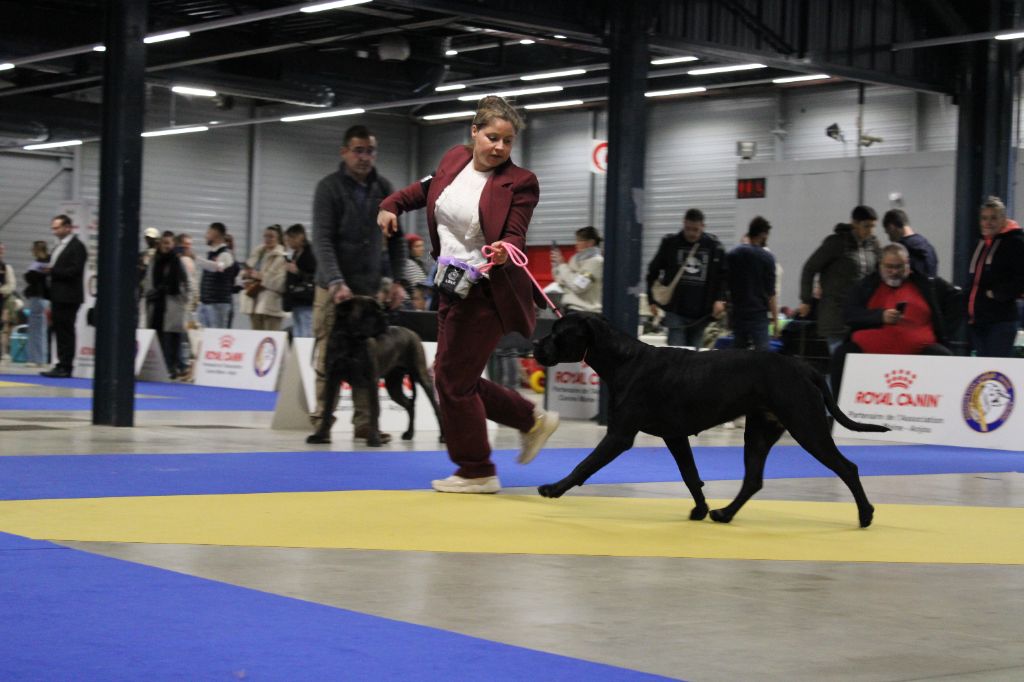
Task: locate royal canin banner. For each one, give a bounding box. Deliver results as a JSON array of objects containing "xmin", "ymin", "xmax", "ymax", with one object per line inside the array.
[
  {"xmin": 834, "ymin": 354, "xmax": 1024, "ymax": 451},
  {"xmin": 547, "ymin": 361, "xmax": 600, "ymax": 420},
  {"xmin": 193, "ymin": 329, "xmax": 288, "ymax": 392}
]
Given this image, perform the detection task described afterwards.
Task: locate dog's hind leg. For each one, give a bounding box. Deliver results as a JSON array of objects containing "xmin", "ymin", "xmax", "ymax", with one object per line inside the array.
[
  {"xmin": 784, "ymin": 415, "xmax": 874, "ymax": 528},
  {"xmin": 538, "ymin": 432, "xmax": 636, "ymax": 498},
  {"xmin": 384, "ymin": 369, "xmax": 415, "ymax": 440},
  {"xmin": 710, "ymin": 411, "xmax": 785, "ymax": 524},
  {"xmin": 664, "ymin": 436, "xmax": 708, "ymax": 520},
  {"xmin": 414, "ymin": 364, "xmax": 445, "ymax": 443}
]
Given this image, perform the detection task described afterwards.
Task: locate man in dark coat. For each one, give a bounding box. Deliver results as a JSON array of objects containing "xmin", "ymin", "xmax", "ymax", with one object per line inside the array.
[{"xmin": 41, "ymin": 214, "xmax": 87, "ymax": 378}]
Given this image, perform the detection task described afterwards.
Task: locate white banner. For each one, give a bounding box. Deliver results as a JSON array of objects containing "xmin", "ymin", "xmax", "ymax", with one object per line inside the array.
[
  {"xmin": 71, "ymin": 326, "xmax": 167, "ymax": 381},
  {"xmin": 193, "ymin": 329, "xmax": 287, "ymax": 392},
  {"xmin": 835, "ymin": 354, "xmax": 1024, "ymax": 451},
  {"xmin": 546, "ymin": 361, "xmax": 600, "ymax": 420}
]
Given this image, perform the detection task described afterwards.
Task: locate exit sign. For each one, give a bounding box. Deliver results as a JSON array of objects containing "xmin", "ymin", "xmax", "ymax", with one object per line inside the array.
[{"xmin": 737, "ymin": 178, "xmax": 766, "ymax": 199}]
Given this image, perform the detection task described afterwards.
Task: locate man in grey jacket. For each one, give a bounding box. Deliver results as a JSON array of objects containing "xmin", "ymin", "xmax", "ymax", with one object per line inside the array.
[
  {"xmin": 799, "ymin": 205, "xmax": 882, "ymax": 355},
  {"xmin": 311, "ymin": 124, "xmax": 408, "ymax": 441}
]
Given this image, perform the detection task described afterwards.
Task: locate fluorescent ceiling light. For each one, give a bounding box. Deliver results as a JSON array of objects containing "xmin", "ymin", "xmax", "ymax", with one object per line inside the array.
[
  {"xmin": 519, "ymin": 39, "xmax": 535, "ymax": 45},
  {"xmin": 92, "ymin": 45, "xmax": 106, "ymax": 52},
  {"xmin": 280, "ymin": 107, "xmax": 365, "ymax": 122},
  {"xmin": 772, "ymin": 73, "xmax": 830, "ymax": 84},
  {"xmin": 521, "ymin": 68, "xmax": 586, "ymax": 81},
  {"xmin": 553, "ymin": 34, "xmax": 567, "ymax": 39},
  {"xmin": 995, "ymin": 31, "xmax": 1024, "ymax": 40},
  {"xmin": 645, "ymin": 86, "xmax": 707, "ymax": 98},
  {"xmin": 444, "ymin": 49, "xmax": 458, "ymax": 56},
  {"xmin": 650, "ymin": 56, "xmax": 698, "ymax": 65},
  {"xmin": 435, "ymin": 83, "xmax": 466, "ymax": 92},
  {"xmin": 172, "ymin": 85, "xmax": 218, "ymax": 97},
  {"xmin": 0, "ymin": 63, "xmax": 14, "ymax": 71},
  {"xmin": 421, "ymin": 110, "xmax": 476, "ymax": 121},
  {"xmin": 23, "ymin": 139, "xmax": 83, "ymax": 150},
  {"xmin": 301, "ymin": 0, "xmax": 372, "ymax": 13},
  {"xmin": 524, "ymin": 99, "xmax": 584, "ymax": 110},
  {"xmin": 457, "ymin": 85, "xmax": 562, "ymax": 101},
  {"xmin": 144, "ymin": 30, "xmax": 191, "ymax": 44},
  {"xmin": 688, "ymin": 63, "xmax": 766, "ymax": 75},
  {"xmin": 141, "ymin": 125, "xmax": 209, "ymax": 138}
]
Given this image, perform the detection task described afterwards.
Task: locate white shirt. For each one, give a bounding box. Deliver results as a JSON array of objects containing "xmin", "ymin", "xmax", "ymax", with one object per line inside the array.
[
  {"xmin": 50, "ymin": 233, "xmax": 74, "ymax": 268},
  {"xmin": 434, "ymin": 163, "xmax": 492, "ymax": 269}
]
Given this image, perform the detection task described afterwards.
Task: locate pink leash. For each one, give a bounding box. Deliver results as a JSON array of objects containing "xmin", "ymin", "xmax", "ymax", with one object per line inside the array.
[{"xmin": 480, "ymin": 241, "xmax": 563, "ymax": 318}]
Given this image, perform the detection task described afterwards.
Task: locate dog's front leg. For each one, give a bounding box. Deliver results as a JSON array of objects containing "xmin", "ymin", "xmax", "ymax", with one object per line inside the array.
[
  {"xmin": 364, "ymin": 367, "xmax": 383, "ymax": 447},
  {"xmin": 664, "ymin": 436, "xmax": 708, "ymax": 520},
  {"xmin": 538, "ymin": 432, "xmax": 636, "ymax": 498},
  {"xmin": 306, "ymin": 369, "xmax": 343, "ymax": 444}
]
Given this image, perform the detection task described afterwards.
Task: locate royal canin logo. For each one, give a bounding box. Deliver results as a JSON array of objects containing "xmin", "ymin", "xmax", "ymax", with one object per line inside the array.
[
  {"xmin": 218, "ymin": 335, "xmax": 235, "ymax": 349},
  {"xmin": 855, "ymin": 368, "xmax": 940, "ymax": 408},
  {"xmin": 884, "ymin": 369, "xmax": 917, "ymax": 390},
  {"xmin": 205, "ymin": 334, "xmax": 243, "ymax": 362}
]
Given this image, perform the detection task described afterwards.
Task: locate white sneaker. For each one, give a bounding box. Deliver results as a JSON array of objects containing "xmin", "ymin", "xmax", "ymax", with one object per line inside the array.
[
  {"xmin": 431, "ymin": 475, "xmax": 501, "ymax": 494},
  {"xmin": 518, "ymin": 409, "xmax": 560, "ymax": 464}
]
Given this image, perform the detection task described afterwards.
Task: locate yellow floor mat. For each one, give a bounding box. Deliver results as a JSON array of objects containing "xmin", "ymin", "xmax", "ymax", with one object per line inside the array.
[
  {"xmin": 0, "ymin": 380, "xmax": 34, "ymax": 388},
  {"xmin": 1, "ymin": 491, "xmax": 1020, "ymax": 564}
]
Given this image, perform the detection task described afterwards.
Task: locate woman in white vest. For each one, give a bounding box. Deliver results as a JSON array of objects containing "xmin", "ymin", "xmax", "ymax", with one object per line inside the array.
[{"xmin": 240, "ymin": 225, "xmax": 288, "ymax": 331}]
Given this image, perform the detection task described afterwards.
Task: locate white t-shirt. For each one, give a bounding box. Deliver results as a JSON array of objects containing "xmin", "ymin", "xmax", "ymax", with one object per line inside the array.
[{"xmin": 435, "ymin": 163, "xmax": 493, "ymax": 269}]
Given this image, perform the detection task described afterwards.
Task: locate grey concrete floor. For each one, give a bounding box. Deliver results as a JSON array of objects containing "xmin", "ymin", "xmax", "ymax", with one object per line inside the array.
[{"xmin": 2, "ymin": 364, "xmax": 1023, "ymax": 681}]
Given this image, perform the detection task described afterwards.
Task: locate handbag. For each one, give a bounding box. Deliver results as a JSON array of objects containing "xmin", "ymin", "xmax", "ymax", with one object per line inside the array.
[
  {"xmin": 651, "ymin": 241, "xmax": 699, "ymax": 306},
  {"xmin": 434, "ymin": 256, "xmax": 485, "ymax": 299},
  {"xmin": 243, "ymin": 281, "xmax": 263, "ymax": 299}
]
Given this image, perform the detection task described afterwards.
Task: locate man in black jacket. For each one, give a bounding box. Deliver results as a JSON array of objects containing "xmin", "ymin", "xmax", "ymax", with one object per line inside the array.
[
  {"xmin": 41, "ymin": 214, "xmax": 87, "ymax": 378},
  {"xmin": 310, "ymin": 124, "xmax": 409, "ymax": 441},
  {"xmin": 646, "ymin": 208, "xmax": 727, "ymax": 348}
]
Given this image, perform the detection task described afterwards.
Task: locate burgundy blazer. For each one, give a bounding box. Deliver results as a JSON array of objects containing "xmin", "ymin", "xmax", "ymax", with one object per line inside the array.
[{"xmin": 379, "ymin": 144, "xmax": 543, "ymax": 337}]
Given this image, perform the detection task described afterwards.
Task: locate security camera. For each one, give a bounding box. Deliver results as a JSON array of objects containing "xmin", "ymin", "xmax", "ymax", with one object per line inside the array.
[
  {"xmin": 859, "ymin": 134, "xmax": 883, "ymax": 147},
  {"xmin": 826, "ymin": 123, "xmax": 845, "ymax": 142}
]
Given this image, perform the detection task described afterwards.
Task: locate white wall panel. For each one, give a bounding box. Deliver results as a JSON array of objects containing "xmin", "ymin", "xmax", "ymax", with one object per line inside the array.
[
  {"xmin": 523, "ymin": 110, "xmax": 594, "ymax": 245},
  {"xmin": 0, "ymin": 152, "xmax": 72, "ymax": 281},
  {"xmin": 413, "ymin": 122, "xmax": 470, "ymax": 235}
]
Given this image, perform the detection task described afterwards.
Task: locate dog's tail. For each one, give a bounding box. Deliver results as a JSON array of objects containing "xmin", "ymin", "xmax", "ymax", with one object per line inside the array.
[{"xmin": 811, "ymin": 370, "xmax": 890, "ymax": 433}]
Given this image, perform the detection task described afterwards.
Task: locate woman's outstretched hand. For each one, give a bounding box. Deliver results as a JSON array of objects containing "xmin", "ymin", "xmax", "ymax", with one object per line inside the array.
[{"xmin": 377, "ymin": 209, "xmax": 399, "ymax": 236}]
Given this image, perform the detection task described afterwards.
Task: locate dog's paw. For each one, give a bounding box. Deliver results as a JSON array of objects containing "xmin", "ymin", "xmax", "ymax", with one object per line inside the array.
[
  {"xmin": 401, "ymin": 430, "xmax": 413, "ymax": 441},
  {"xmin": 538, "ymin": 483, "xmax": 564, "ymax": 498},
  {"xmin": 859, "ymin": 504, "xmax": 875, "ymax": 528},
  {"xmin": 709, "ymin": 508, "xmax": 733, "ymax": 524},
  {"xmin": 689, "ymin": 505, "xmax": 709, "ymax": 521},
  {"xmin": 306, "ymin": 433, "xmax": 331, "ymax": 445}
]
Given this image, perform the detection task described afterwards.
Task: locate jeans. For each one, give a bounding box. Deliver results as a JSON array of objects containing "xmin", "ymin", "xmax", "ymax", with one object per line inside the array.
[
  {"xmin": 731, "ymin": 317, "xmax": 771, "ymax": 351},
  {"xmin": 198, "ymin": 302, "xmax": 232, "ymax": 329},
  {"xmin": 290, "ymin": 305, "xmax": 313, "ymax": 338},
  {"xmin": 663, "ymin": 311, "xmax": 709, "ymax": 348},
  {"xmin": 27, "ymin": 297, "xmax": 49, "ymax": 365},
  {"xmin": 969, "ymin": 320, "xmax": 1019, "ymax": 358}
]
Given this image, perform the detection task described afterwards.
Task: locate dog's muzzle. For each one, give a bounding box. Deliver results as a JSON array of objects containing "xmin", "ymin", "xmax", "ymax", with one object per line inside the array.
[{"xmin": 533, "ymin": 339, "xmax": 558, "ymax": 367}]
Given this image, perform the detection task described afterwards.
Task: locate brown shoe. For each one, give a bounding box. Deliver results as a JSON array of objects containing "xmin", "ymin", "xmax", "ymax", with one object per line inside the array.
[{"xmin": 354, "ymin": 425, "xmax": 392, "ymax": 444}]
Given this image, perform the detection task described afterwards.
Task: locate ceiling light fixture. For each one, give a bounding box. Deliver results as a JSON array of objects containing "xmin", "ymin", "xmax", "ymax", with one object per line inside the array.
[
  {"xmin": 23, "ymin": 139, "xmax": 83, "ymax": 150},
  {"xmin": 444, "ymin": 49, "xmax": 458, "ymax": 56},
  {"xmin": 644, "ymin": 86, "xmax": 707, "ymax": 98},
  {"xmin": 141, "ymin": 125, "xmax": 209, "ymax": 138},
  {"xmin": 553, "ymin": 34, "xmax": 567, "ymax": 39},
  {"xmin": 772, "ymin": 73, "xmax": 830, "ymax": 83},
  {"xmin": 650, "ymin": 56, "xmax": 698, "ymax": 65},
  {"xmin": 0, "ymin": 63, "xmax": 14, "ymax": 71},
  {"xmin": 92, "ymin": 45, "xmax": 106, "ymax": 52},
  {"xmin": 688, "ymin": 63, "xmax": 766, "ymax": 75},
  {"xmin": 422, "ymin": 110, "xmax": 476, "ymax": 121},
  {"xmin": 144, "ymin": 30, "xmax": 191, "ymax": 44},
  {"xmin": 280, "ymin": 107, "xmax": 365, "ymax": 123},
  {"xmin": 520, "ymin": 68, "xmax": 586, "ymax": 81},
  {"xmin": 519, "ymin": 39, "xmax": 536, "ymax": 45},
  {"xmin": 172, "ymin": 85, "xmax": 218, "ymax": 97},
  {"xmin": 457, "ymin": 85, "xmax": 562, "ymax": 101},
  {"xmin": 995, "ymin": 31, "xmax": 1024, "ymax": 40},
  {"xmin": 434, "ymin": 83, "xmax": 466, "ymax": 92},
  {"xmin": 524, "ymin": 99, "xmax": 584, "ymax": 110},
  {"xmin": 300, "ymin": 0, "xmax": 372, "ymax": 13}
]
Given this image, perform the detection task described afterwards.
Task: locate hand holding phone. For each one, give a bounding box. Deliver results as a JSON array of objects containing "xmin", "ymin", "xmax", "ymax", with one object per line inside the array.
[{"xmin": 895, "ymin": 301, "xmax": 907, "ymax": 314}]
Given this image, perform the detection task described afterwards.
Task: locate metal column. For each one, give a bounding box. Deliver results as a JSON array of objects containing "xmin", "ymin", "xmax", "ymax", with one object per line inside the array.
[
  {"xmin": 92, "ymin": 0, "xmax": 147, "ymax": 426},
  {"xmin": 599, "ymin": 0, "xmax": 650, "ymax": 420}
]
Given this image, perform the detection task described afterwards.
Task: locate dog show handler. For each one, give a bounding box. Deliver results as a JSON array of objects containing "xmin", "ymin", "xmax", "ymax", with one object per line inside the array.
[{"xmin": 377, "ymin": 95, "xmax": 559, "ymax": 494}]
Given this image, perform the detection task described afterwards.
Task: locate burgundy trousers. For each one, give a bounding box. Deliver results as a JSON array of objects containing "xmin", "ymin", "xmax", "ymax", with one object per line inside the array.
[{"xmin": 435, "ymin": 283, "xmax": 536, "ymax": 478}]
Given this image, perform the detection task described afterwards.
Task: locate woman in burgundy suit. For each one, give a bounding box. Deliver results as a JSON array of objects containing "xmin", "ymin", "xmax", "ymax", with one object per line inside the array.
[{"xmin": 378, "ymin": 96, "xmax": 559, "ymax": 493}]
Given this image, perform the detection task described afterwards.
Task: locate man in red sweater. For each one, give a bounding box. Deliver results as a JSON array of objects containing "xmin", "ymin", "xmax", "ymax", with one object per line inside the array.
[{"xmin": 830, "ymin": 243, "xmax": 961, "ymax": 396}]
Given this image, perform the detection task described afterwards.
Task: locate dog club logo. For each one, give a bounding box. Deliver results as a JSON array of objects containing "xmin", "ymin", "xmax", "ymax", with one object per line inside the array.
[
  {"xmin": 253, "ymin": 337, "xmax": 278, "ymax": 378},
  {"xmin": 204, "ymin": 334, "xmax": 244, "ymax": 362},
  {"xmin": 854, "ymin": 368, "xmax": 941, "ymax": 407},
  {"xmin": 962, "ymin": 371, "xmax": 1015, "ymax": 433}
]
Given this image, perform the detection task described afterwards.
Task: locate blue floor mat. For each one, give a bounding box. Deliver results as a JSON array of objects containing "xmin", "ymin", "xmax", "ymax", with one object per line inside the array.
[
  {"xmin": 1, "ymin": 445, "xmax": 1021, "ymax": 501},
  {"xmin": 0, "ymin": 374, "xmax": 277, "ymax": 411},
  {"xmin": 0, "ymin": 532, "xmax": 671, "ymax": 681}
]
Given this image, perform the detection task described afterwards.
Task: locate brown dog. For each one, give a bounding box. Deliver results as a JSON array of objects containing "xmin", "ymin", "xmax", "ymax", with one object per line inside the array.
[{"xmin": 306, "ymin": 296, "xmax": 444, "ymax": 447}]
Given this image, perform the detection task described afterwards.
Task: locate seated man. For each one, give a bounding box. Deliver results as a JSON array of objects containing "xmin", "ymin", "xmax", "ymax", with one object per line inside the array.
[{"xmin": 830, "ymin": 243, "xmax": 961, "ymax": 396}]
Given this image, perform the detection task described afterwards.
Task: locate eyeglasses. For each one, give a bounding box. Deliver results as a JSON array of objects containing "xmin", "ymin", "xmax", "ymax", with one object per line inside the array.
[
  {"xmin": 346, "ymin": 145, "xmax": 377, "ymax": 157},
  {"xmin": 880, "ymin": 262, "xmax": 906, "ymax": 271}
]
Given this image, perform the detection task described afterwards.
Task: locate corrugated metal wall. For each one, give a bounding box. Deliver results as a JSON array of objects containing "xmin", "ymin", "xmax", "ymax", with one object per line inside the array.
[
  {"xmin": 524, "ymin": 110, "xmax": 594, "ymax": 244},
  {"xmin": 0, "ymin": 152, "xmax": 71, "ymax": 284}
]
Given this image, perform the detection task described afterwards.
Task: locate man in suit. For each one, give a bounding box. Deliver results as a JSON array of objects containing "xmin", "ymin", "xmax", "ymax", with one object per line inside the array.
[{"xmin": 41, "ymin": 214, "xmax": 87, "ymax": 378}]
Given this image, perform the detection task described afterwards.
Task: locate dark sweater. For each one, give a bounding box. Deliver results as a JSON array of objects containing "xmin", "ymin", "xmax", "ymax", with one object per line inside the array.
[
  {"xmin": 646, "ymin": 231, "xmax": 727, "ymax": 319},
  {"xmin": 726, "ymin": 243, "xmax": 775, "ymax": 321}
]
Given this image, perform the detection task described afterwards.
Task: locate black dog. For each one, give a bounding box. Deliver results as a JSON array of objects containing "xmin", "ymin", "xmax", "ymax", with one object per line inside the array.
[
  {"xmin": 306, "ymin": 296, "xmax": 444, "ymax": 447},
  {"xmin": 532, "ymin": 313, "xmax": 889, "ymax": 527}
]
